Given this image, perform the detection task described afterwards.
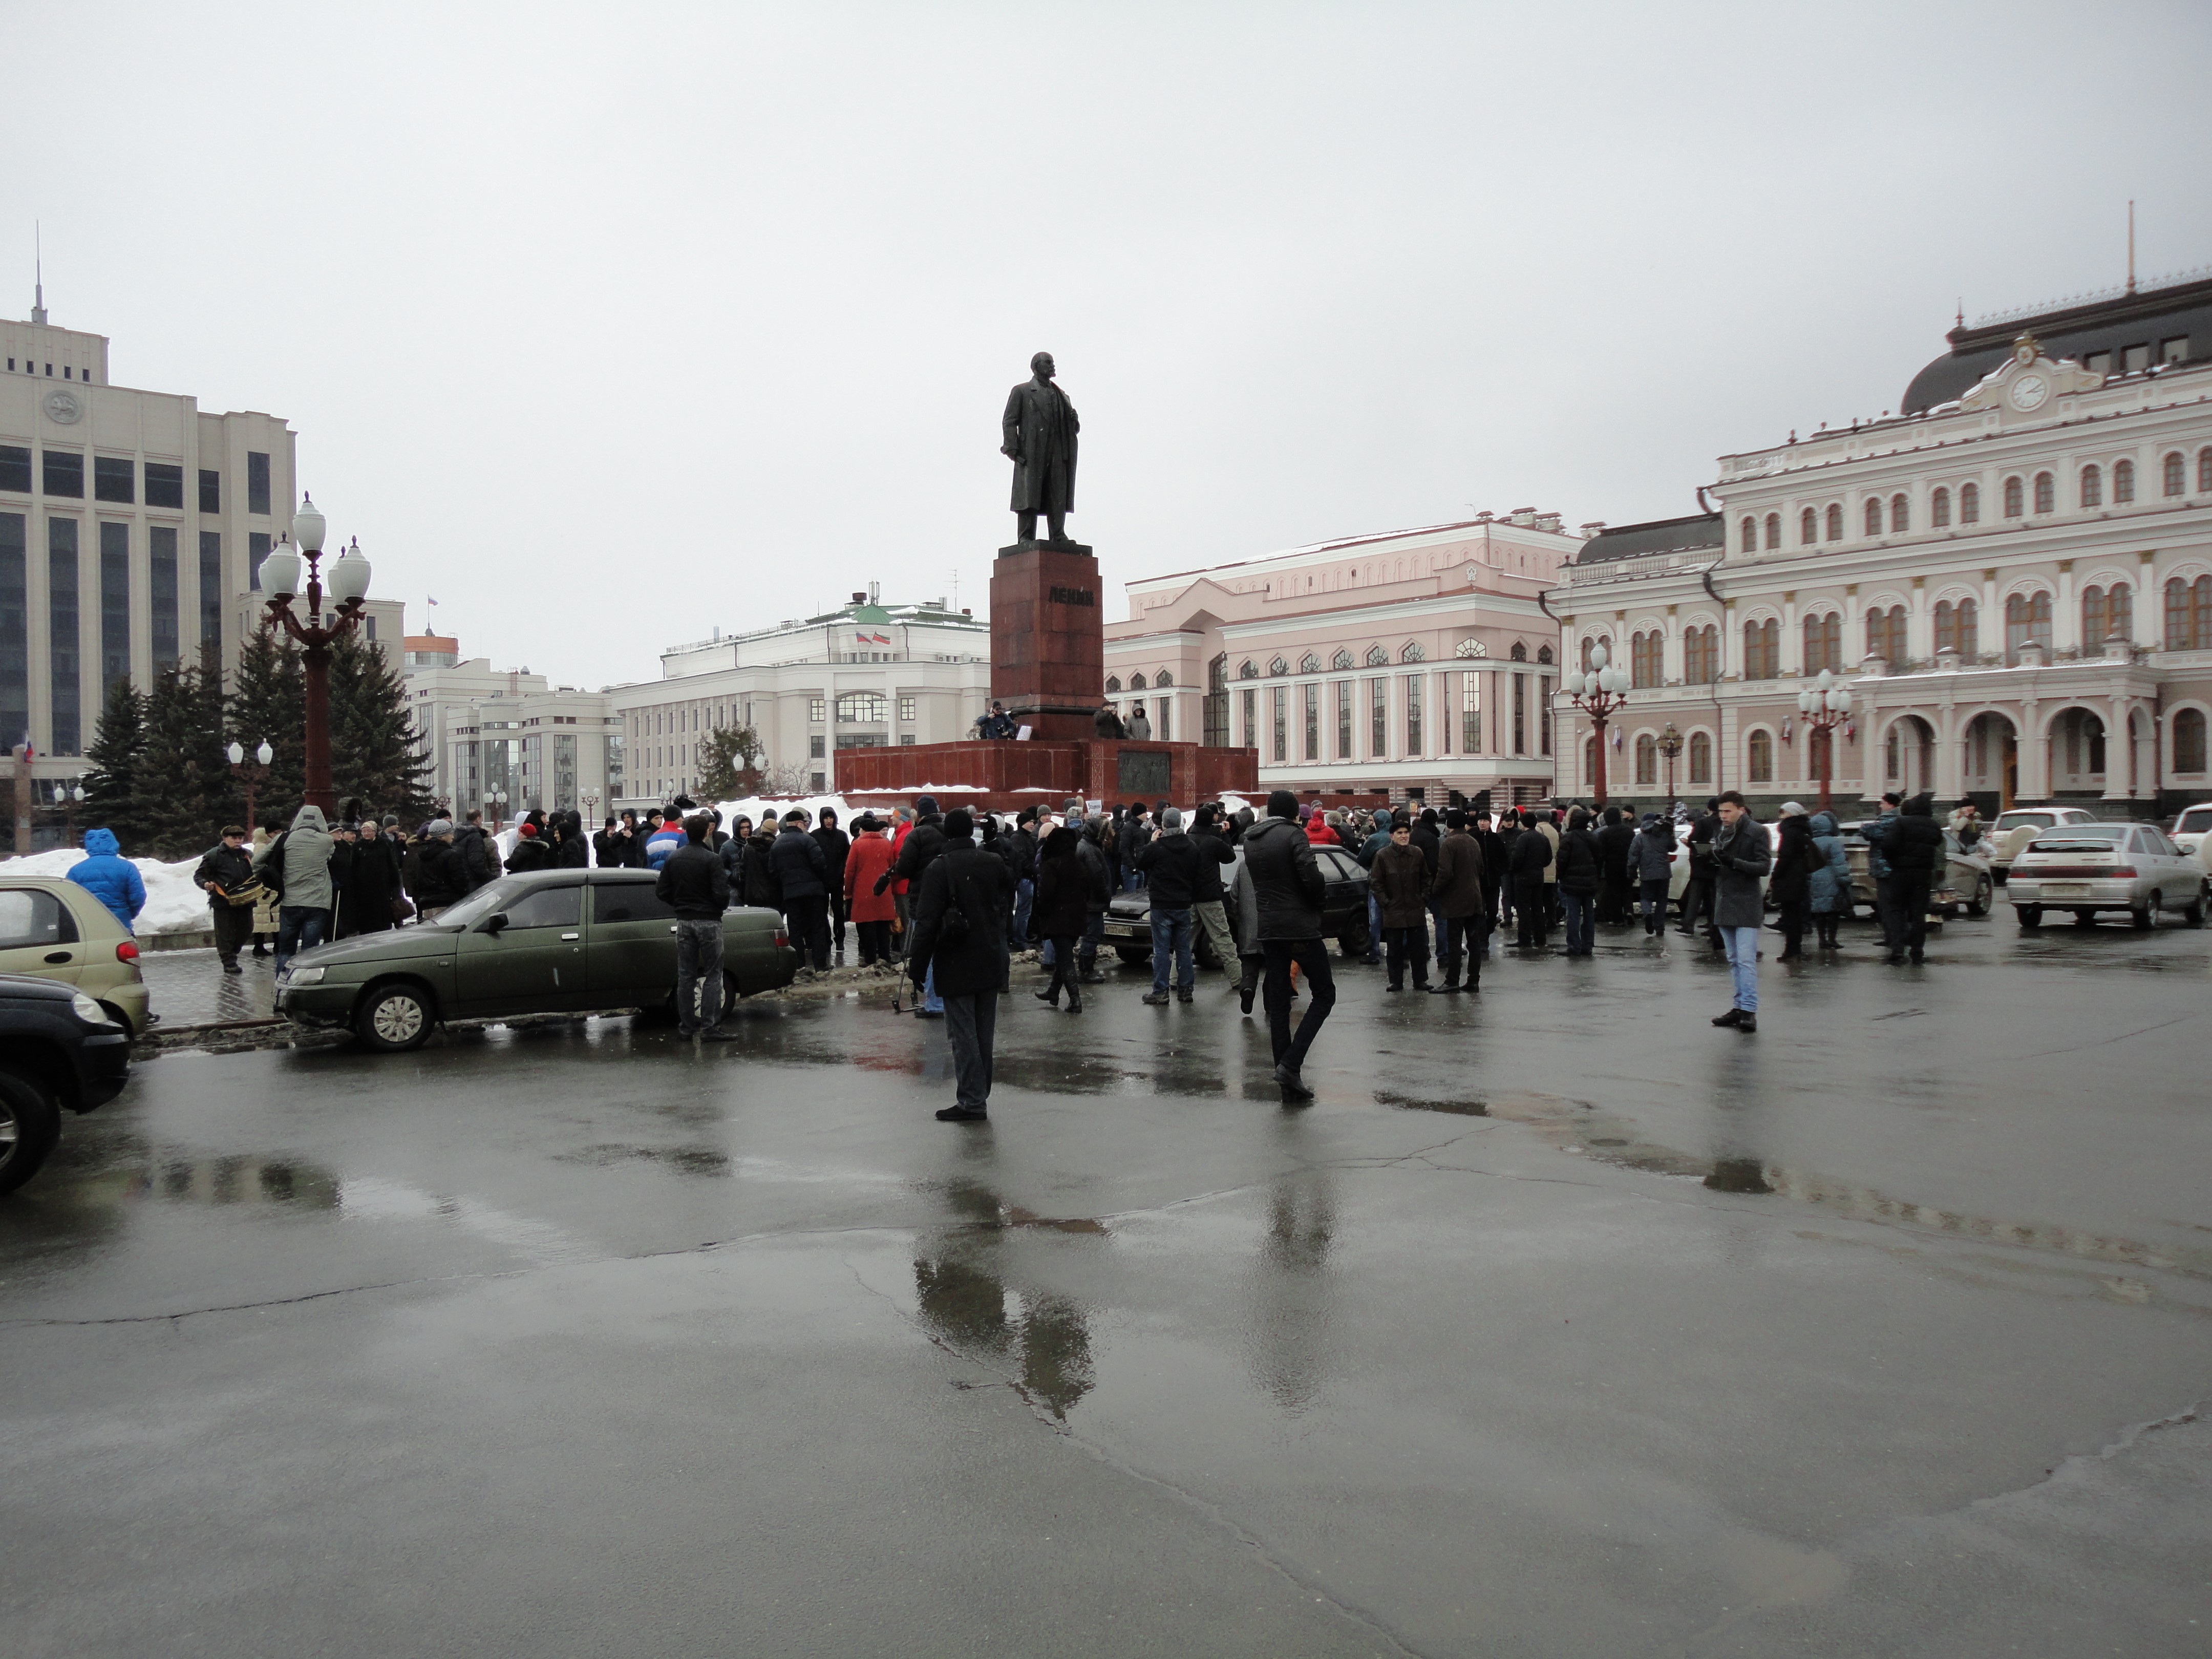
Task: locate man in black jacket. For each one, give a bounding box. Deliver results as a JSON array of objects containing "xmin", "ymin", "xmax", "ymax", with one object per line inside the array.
[
  {"xmin": 454, "ymin": 811, "xmax": 498, "ymax": 893},
  {"xmin": 1866, "ymin": 790, "xmax": 1946, "ymax": 964},
  {"xmin": 1243, "ymin": 790, "xmax": 1335, "ymax": 1100},
  {"xmin": 770, "ymin": 809, "xmax": 832, "ymax": 972},
  {"xmin": 812, "ymin": 807, "xmax": 853, "ymax": 963},
  {"xmin": 1681, "ymin": 800, "xmax": 1722, "ymax": 946},
  {"xmin": 1134, "ymin": 806, "xmax": 1205, "ymax": 1004},
  {"xmin": 655, "ymin": 813, "xmax": 734, "ymax": 1039},
  {"xmin": 1188, "ymin": 804, "xmax": 1240, "ymax": 980},
  {"xmin": 195, "ymin": 825, "xmax": 258, "ymax": 973},
  {"xmin": 908, "ymin": 809, "xmax": 1014, "ymax": 1120},
  {"xmin": 883, "ymin": 794, "xmax": 949, "ymax": 1013},
  {"xmin": 1117, "ymin": 805, "xmax": 1151, "ymax": 892},
  {"xmin": 1005, "ymin": 809, "xmax": 1040, "ymax": 948}
]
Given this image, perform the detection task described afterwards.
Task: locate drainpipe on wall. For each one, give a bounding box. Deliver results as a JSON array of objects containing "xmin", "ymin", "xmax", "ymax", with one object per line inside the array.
[{"xmin": 1701, "ymin": 563, "xmax": 1727, "ymax": 796}]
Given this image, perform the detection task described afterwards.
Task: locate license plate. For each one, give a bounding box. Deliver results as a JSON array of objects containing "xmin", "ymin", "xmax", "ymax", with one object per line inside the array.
[
  {"xmin": 2040, "ymin": 883, "xmax": 2091, "ymax": 897},
  {"xmin": 1105, "ymin": 922, "xmax": 1143, "ymax": 937}
]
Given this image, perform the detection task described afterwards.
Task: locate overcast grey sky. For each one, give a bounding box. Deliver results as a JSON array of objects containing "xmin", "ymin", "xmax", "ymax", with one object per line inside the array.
[{"xmin": 9, "ymin": 2, "xmax": 2210, "ymax": 689}]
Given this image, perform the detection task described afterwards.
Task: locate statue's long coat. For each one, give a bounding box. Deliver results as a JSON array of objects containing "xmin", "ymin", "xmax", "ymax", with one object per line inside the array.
[{"xmin": 1002, "ymin": 377, "xmax": 1079, "ymax": 514}]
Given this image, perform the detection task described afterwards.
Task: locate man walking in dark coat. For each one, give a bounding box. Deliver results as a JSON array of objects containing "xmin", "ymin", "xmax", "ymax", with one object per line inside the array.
[
  {"xmin": 770, "ymin": 809, "xmax": 832, "ymax": 971},
  {"xmin": 1134, "ymin": 806, "xmax": 1204, "ymax": 1004},
  {"xmin": 813, "ymin": 807, "xmax": 853, "ymax": 962},
  {"xmin": 1866, "ymin": 790, "xmax": 1945, "ymax": 964},
  {"xmin": 1596, "ymin": 806, "xmax": 1637, "ymax": 925},
  {"xmin": 656, "ymin": 813, "xmax": 734, "ymax": 1039},
  {"xmin": 909, "ymin": 809, "xmax": 1014, "ymax": 1120},
  {"xmin": 1243, "ymin": 790, "xmax": 1336, "ymax": 1101},
  {"xmin": 1430, "ymin": 810, "xmax": 1488, "ymax": 992}
]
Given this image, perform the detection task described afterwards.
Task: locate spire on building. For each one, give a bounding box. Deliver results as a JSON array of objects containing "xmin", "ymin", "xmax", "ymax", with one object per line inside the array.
[{"xmin": 30, "ymin": 222, "xmax": 46, "ymax": 326}]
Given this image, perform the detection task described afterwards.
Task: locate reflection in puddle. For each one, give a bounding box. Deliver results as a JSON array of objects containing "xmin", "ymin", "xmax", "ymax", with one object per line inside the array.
[
  {"xmin": 556, "ymin": 1144, "xmax": 731, "ymax": 1177},
  {"xmin": 1705, "ymin": 1159, "xmax": 1774, "ymax": 1195},
  {"xmin": 1245, "ymin": 1169, "xmax": 1338, "ymax": 1415},
  {"xmin": 912, "ymin": 1179, "xmax": 1099, "ymax": 1418}
]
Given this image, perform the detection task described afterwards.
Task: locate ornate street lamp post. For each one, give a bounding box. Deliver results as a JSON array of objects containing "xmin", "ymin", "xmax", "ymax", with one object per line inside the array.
[
  {"xmin": 1797, "ymin": 670, "xmax": 1854, "ymax": 812},
  {"xmin": 1656, "ymin": 721, "xmax": 1684, "ymax": 803},
  {"xmin": 1562, "ymin": 644, "xmax": 1631, "ymax": 807},
  {"xmin": 483, "ymin": 788, "xmax": 508, "ymax": 834},
  {"xmin": 258, "ymin": 496, "xmax": 372, "ymax": 819},
  {"xmin": 228, "ymin": 738, "xmax": 274, "ymax": 833}
]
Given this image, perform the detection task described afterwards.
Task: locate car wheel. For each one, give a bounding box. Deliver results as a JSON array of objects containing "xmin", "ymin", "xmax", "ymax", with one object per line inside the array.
[
  {"xmin": 1114, "ymin": 945, "xmax": 1151, "ymax": 966},
  {"xmin": 0, "ymin": 1068, "xmax": 62, "ymax": 1196},
  {"xmin": 355, "ymin": 982, "xmax": 435, "ymax": 1052},
  {"xmin": 1968, "ymin": 874, "xmax": 1992, "ymax": 918},
  {"xmin": 2014, "ymin": 906, "xmax": 2041, "ymax": 929},
  {"xmin": 2187, "ymin": 886, "xmax": 2208, "ymax": 929},
  {"xmin": 1337, "ymin": 918, "xmax": 1372, "ymax": 959},
  {"xmin": 2133, "ymin": 895, "xmax": 2157, "ymax": 930}
]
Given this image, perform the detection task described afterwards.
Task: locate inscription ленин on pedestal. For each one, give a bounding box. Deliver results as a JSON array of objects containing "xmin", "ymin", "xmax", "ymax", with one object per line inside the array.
[{"xmin": 1048, "ymin": 585, "xmax": 1094, "ymax": 607}]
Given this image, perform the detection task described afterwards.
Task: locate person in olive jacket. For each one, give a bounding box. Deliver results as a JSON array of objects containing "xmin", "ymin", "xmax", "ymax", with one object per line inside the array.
[
  {"xmin": 1242, "ymin": 790, "xmax": 1335, "ymax": 1100},
  {"xmin": 1370, "ymin": 817, "xmax": 1433, "ymax": 991},
  {"xmin": 907, "ymin": 809, "xmax": 1014, "ymax": 1120},
  {"xmin": 1430, "ymin": 810, "xmax": 1488, "ymax": 993}
]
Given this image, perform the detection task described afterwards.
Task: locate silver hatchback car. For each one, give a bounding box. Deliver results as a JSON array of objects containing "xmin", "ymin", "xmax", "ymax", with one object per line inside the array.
[{"xmin": 2008, "ymin": 822, "xmax": 2208, "ymax": 929}]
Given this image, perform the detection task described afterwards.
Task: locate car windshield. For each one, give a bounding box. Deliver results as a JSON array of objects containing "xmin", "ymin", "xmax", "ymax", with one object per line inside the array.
[
  {"xmin": 1996, "ymin": 811, "xmax": 2058, "ymax": 832},
  {"xmin": 2176, "ymin": 807, "xmax": 2212, "ymax": 835},
  {"xmin": 2029, "ymin": 825, "xmax": 2128, "ymax": 849},
  {"xmin": 437, "ymin": 878, "xmax": 533, "ymax": 929}
]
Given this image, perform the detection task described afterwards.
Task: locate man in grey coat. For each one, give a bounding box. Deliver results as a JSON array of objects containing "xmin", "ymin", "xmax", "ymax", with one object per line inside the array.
[
  {"xmin": 255, "ymin": 802, "xmax": 337, "ymax": 973},
  {"xmin": 1708, "ymin": 791, "xmax": 1772, "ymax": 1033}
]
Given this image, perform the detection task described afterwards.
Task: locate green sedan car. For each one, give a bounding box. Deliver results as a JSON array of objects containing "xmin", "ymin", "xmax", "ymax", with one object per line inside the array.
[{"xmin": 274, "ymin": 869, "xmax": 799, "ymax": 1052}]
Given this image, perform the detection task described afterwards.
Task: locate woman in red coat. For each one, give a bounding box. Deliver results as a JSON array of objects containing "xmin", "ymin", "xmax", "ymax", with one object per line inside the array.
[{"xmin": 844, "ymin": 816, "xmax": 900, "ymax": 968}]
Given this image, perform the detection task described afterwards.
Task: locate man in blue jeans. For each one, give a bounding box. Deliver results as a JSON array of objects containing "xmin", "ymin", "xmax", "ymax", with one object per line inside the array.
[
  {"xmin": 1134, "ymin": 806, "xmax": 1201, "ymax": 1004},
  {"xmin": 255, "ymin": 802, "xmax": 337, "ymax": 975},
  {"xmin": 1707, "ymin": 791, "xmax": 1771, "ymax": 1034}
]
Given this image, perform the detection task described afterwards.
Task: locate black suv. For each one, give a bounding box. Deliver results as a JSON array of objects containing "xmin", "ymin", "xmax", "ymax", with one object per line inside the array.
[{"xmin": 0, "ymin": 973, "xmax": 132, "ymax": 1195}]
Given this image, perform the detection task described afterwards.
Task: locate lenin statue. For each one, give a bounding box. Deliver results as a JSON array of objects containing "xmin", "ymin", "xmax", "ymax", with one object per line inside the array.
[{"xmin": 1002, "ymin": 352, "xmax": 1079, "ymax": 547}]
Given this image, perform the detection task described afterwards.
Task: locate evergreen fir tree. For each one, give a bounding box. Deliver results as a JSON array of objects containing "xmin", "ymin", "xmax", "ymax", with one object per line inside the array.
[
  {"xmin": 132, "ymin": 650, "xmax": 235, "ymax": 858},
  {"xmin": 80, "ymin": 676, "xmax": 150, "ymax": 853},
  {"xmin": 328, "ymin": 630, "xmax": 434, "ymax": 822},
  {"xmin": 226, "ymin": 627, "xmax": 306, "ymax": 832},
  {"xmin": 696, "ymin": 725, "xmax": 767, "ymax": 799}
]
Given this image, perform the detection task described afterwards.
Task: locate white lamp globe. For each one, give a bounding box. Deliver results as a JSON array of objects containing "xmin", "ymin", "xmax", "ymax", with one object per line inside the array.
[
  {"xmin": 1564, "ymin": 671, "xmax": 1586, "ymax": 696},
  {"xmin": 228, "ymin": 741, "xmax": 244, "ymax": 765},
  {"xmin": 292, "ymin": 494, "xmax": 327, "ymax": 555},
  {"xmin": 1831, "ymin": 689, "xmax": 1851, "ymax": 714},
  {"xmin": 260, "ymin": 541, "xmax": 302, "ymax": 599},
  {"xmin": 1587, "ymin": 643, "xmax": 1608, "ymax": 671},
  {"xmin": 256, "ymin": 740, "xmax": 274, "ymax": 765},
  {"xmin": 1816, "ymin": 667, "xmax": 1835, "ymax": 690},
  {"xmin": 326, "ymin": 536, "xmax": 372, "ymax": 604},
  {"xmin": 1797, "ymin": 690, "xmax": 1814, "ymax": 714}
]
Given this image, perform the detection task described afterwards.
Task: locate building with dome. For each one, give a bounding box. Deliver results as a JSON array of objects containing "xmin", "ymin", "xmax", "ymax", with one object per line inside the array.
[{"xmin": 1550, "ymin": 272, "xmax": 2212, "ymax": 817}]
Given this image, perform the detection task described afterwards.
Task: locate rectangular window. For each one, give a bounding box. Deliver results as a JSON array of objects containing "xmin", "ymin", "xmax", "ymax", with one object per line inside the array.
[
  {"xmin": 807, "ymin": 696, "xmax": 826, "ymax": 722},
  {"xmin": 1241, "ymin": 687, "xmax": 1257, "ymax": 748},
  {"xmin": 1459, "ymin": 672, "xmax": 1482, "ymax": 754},
  {"xmin": 149, "ymin": 526, "xmax": 179, "ymax": 667},
  {"xmin": 247, "ymin": 451, "xmax": 271, "ymax": 515},
  {"xmin": 2162, "ymin": 336, "xmax": 2189, "ymax": 365},
  {"xmin": 0, "ymin": 446, "xmax": 28, "ymax": 494},
  {"xmin": 2122, "ymin": 344, "xmax": 2149, "ymax": 373},
  {"xmin": 49, "ymin": 518, "xmax": 79, "ymax": 754},
  {"xmin": 43, "ymin": 450, "xmax": 82, "ymax": 498},
  {"xmin": 1158, "ymin": 698, "xmax": 1171, "ymax": 741},
  {"xmin": 1370, "ymin": 678, "xmax": 1387, "ymax": 758},
  {"xmin": 100, "ymin": 521, "xmax": 130, "ymax": 693},
  {"xmin": 1512, "ymin": 673, "xmax": 1526, "ymax": 755},
  {"xmin": 248, "ymin": 530, "xmax": 271, "ymax": 591},
  {"xmin": 1539, "ymin": 675, "xmax": 1552, "ymax": 755},
  {"xmin": 1270, "ymin": 685, "xmax": 1287, "ymax": 763},
  {"xmin": 1303, "ymin": 682, "xmax": 1319, "ymax": 760},
  {"xmin": 198, "ymin": 468, "xmax": 221, "ymax": 514},
  {"xmin": 0, "ymin": 514, "xmax": 25, "ymax": 750},
  {"xmin": 809, "ymin": 736, "xmax": 825, "ymax": 759},
  {"xmin": 897, "ymin": 695, "xmax": 916, "ymax": 722},
  {"xmin": 144, "ymin": 462, "xmax": 183, "ymax": 509},
  {"xmin": 199, "ymin": 531, "xmax": 222, "ymax": 646},
  {"xmin": 94, "ymin": 456, "xmax": 134, "ymax": 504},
  {"xmin": 900, "ymin": 733, "xmax": 916, "ymax": 746},
  {"xmin": 1405, "ymin": 673, "xmax": 1422, "ymax": 756},
  {"xmin": 1335, "ymin": 680, "xmax": 1352, "ymax": 759}
]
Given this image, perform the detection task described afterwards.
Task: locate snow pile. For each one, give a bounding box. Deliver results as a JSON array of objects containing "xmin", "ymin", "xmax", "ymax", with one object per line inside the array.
[{"xmin": 3, "ymin": 846, "xmax": 217, "ymax": 935}]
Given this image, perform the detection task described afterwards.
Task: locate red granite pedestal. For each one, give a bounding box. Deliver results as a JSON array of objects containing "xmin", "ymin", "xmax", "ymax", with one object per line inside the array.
[
  {"xmin": 989, "ymin": 544, "xmax": 1103, "ymax": 740},
  {"xmin": 834, "ymin": 739, "xmax": 1258, "ymax": 815}
]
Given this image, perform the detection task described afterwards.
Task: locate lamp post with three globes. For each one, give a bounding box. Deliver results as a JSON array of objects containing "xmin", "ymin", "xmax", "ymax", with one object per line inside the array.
[
  {"xmin": 257, "ymin": 495, "xmax": 373, "ymax": 819},
  {"xmin": 1798, "ymin": 669, "xmax": 1854, "ymax": 812},
  {"xmin": 1562, "ymin": 643, "xmax": 1632, "ymax": 807}
]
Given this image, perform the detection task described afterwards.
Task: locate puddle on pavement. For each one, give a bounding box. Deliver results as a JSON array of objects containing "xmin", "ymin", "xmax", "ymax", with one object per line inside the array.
[
  {"xmin": 556, "ymin": 1143, "xmax": 731, "ymax": 1177},
  {"xmin": 1379, "ymin": 1087, "xmax": 2210, "ymax": 1283}
]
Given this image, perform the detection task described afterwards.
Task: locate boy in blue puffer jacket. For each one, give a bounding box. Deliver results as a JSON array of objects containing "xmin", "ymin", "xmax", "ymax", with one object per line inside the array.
[{"xmin": 66, "ymin": 827, "xmax": 147, "ymax": 932}]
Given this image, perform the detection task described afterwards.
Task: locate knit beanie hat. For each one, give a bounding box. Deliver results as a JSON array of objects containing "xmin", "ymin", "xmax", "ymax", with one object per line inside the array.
[{"xmin": 943, "ymin": 808, "xmax": 974, "ymax": 840}]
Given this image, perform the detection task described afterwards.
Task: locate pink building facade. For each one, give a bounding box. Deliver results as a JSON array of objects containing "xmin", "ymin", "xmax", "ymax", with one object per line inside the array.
[{"xmin": 1102, "ymin": 513, "xmax": 1584, "ymax": 806}]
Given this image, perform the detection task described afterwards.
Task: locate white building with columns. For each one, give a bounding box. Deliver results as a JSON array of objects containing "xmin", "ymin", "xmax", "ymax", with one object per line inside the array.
[{"xmin": 1550, "ymin": 274, "xmax": 2212, "ymax": 816}]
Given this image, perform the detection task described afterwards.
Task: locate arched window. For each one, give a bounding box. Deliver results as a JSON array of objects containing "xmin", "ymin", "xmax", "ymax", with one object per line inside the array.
[
  {"xmin": 1931, "ymin": 596, "xmax": 1979, "ymax": 658},
  {"xmin": 2200, "ymin": 449, "xmax": 2212, "ymax": 493},
  {"xmin": 1743, "ymin": 618, "xmax": 1779, "ymax": 680},
  {"xmin": 1129, "ymin": 672, "xmax": 1146, "ymax": 690},
  {"xmin": 1365, "ymin": 644, "xmax": 1388, "ymax": 667},
  {"xmin": 1400, "ymin": 642, "xmax": 1426, "ymax": 663},
  {"xmin": 1960, "ymin": 481, "xmax": 1981, "ymax": 523},
  {"xmin": 1298, "ymin": 652, "xmax": 1320, "ymax": 673},
  {"xmin": 1267, "ymin": 655, "xmax": 1288, "ymax": 676},
  {"xmin": 1634, "ymin": 733, "xmax": 1657, "ymax": 786},
  {"xmin": 1930, "ymin": 487, "xmax": 1951, "ymax": 528},
  {"xmin": 2003, "ymin": 475, "xmax": 2024, "ymax": 517},
  {"xmin": 1104, "ymin": 675, "xmax": 1121, "ymax": 693},
  {"xmin": 1802, "ymin": 611, "xmax": 1841, "ymax": 674},
  {"xmin": 1866, "ymin": 604, "xmax": 1906, "ymax": 664},
  {"xmin": 1763, "ymin": 513, "xmax": 1781, "ymax": 550},
  {"xmin": 1890, "ymin": 493, "xmax": 1910, "ymax": 533},
  {"xmin": 1155, "ymin": 670, "xmax": 1173, "ymax": 687},
  {"xmin": 1863, "ymin": 498, "xmax": 1883, "ymax": 537},
  {"xmin": 1747, "ymin": 729, "xmax": 1774, "ymax": 783},
  {"xmin": 1740, "ymin": 516, "xmax": 1758, "ymax": 554},
  {"xmin": 1583, "ymin": 734, "xmax": 1597, "ymax": 784},
  {"xmin": 2114, "ymin": 458, "xmax": 2135, "ymax": 503},
  {"xmin": 1536, "ymin": 644, "xmax": 1554, "ymax": 664},
  {"xmin": 2082, "ymin": 583, "xmax": 2131, "ymax": 645},
  {"xmin": 1630, "ymin": 630, "xmax": 1662, "ymax": 688},
  {"xmin": 2079, "ymin": 464, "xmax": 2102, "ymax": 508},
  {"xmin": 2166, "ymin": 576, "xmax": 2212, "ymax": 650},
  {"xmin": 1683, "ymin": 624, "xmax": 1718, "ymax": 684},
  {"xmin": 1237, "ymin": 660, "xmax": 1258, "ymax": 679},
  {"xmin": 2004, "ymin": 591, "xmax": 2053, "ymax": 662},
  {"xmin": 1800, "ymin": 507, "xmax": 1818, "ymax": 544},
  {"xmin": 2163, "ymin": 452, "xmax": 2185, "ymax": 497},
  {"xmin": 2175, "ymin": 708, "xmax": 2208, "ymax": 774},
  {"xmin": 1509, "ymin": 641, "xmax": 1527, "ymax": 662},
  {"xmin": 1825, "ymin": 503, "xmax": 1843, "ymax": 541},
  {"xmin": 2033, "ymin": 472, "xmax": 2055, "ymax": 514},
  {"xmin": 1579, "ymin": 634, "xmax": 1609, "ymax": 672},
  {"xmin": 1688, "ymin": 729, "xmax": 1712, "ymax": 783}
]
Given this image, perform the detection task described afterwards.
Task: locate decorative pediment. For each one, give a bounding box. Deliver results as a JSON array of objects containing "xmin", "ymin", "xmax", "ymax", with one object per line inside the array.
[{"xmin": 1959, "ymin": 332, "xmax": 2105, "ymax": 416}]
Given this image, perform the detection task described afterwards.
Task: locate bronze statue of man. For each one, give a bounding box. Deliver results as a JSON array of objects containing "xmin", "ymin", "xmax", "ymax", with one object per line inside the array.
[{"xmin": 1001, "ymin": 351, "xmax": 1079, "ymax": 546}]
